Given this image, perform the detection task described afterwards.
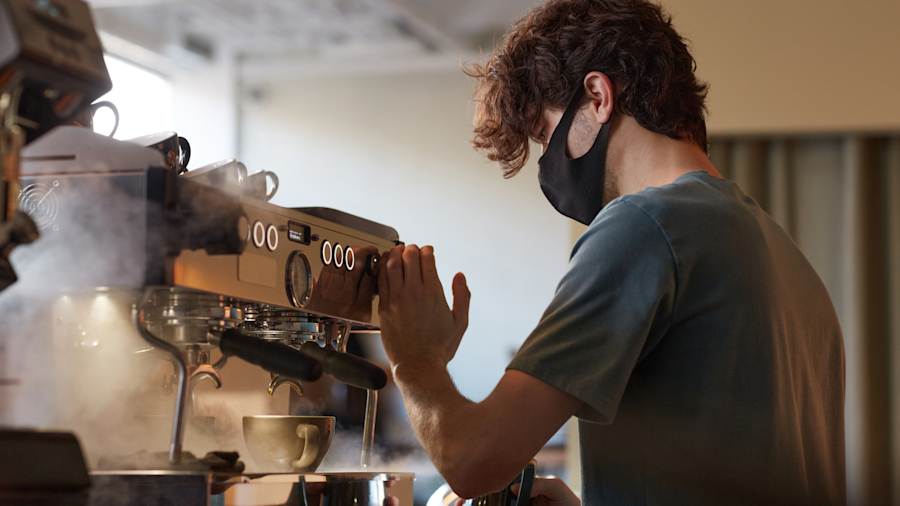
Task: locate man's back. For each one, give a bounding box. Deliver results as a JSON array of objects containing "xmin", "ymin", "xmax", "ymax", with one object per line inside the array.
[{"xmin": 510, "ymin": 171, "xmax": 845, "ymax": 505}]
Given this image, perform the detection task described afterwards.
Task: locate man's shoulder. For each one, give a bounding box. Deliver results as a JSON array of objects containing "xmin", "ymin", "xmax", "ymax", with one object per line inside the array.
[
  {"xmin": 617, "ymin": 171, "xmax": 734, "ymax": 216},
  {"xmin": 588, "ymin": 171, "xmax": 744, "ymax": 243}
]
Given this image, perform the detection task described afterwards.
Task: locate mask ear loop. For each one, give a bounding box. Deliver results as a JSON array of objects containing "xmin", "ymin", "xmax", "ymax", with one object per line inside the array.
[{"xmin": 542, "ymin": 86, "xmax": 587, "ymax": 158}]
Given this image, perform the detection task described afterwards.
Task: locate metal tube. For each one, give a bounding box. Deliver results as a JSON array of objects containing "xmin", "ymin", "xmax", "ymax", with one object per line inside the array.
[
  {"xmin": 361, "ymin": 389, "xmax": 377, "ymax": 467},
  {"xmin": 132, "ymin": 287, "xmax": 188, "ymax": 464},
  {"xmin": 334, "ymin": 320, "xmax": 378, "ymax": 467},
  {"xmin": 335, "ymin": 321, "xmax": 351, "ymax": 353}
]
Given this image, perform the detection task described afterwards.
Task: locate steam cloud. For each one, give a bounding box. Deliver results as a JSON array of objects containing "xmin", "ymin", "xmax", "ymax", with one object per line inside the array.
[{"xmin": 0, "ymin": 170, "xmax": 436, "ymax": 485}]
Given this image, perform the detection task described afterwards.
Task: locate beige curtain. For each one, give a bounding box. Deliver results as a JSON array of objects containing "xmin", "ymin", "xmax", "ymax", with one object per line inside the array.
[
  {"xmin": 563, "ymin": 136, "xmax": 900, "ymax": 506},
  {"xmin": 709, "ymin": 135, "xmax": 900, "ymax": 506}
]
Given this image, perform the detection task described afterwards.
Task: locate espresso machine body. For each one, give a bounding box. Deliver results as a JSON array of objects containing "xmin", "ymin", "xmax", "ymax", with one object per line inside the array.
[
  {"xmin": 19, "ymin": 125, "xmax": 398, "ymax": 315},
  {"xmin": 9, "ymin": 127, "xmax": 408, "ymax": 505}
]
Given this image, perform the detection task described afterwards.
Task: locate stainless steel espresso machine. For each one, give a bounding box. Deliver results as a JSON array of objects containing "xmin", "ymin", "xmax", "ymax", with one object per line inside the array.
[{"xmin": 0, "ymin": 1, "xmax": 414, "ymax": 504}]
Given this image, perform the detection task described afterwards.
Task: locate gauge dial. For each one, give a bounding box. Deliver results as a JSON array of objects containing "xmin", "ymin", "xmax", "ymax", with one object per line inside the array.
[{"xmin": 286, "ymin": 251, "xmax": 312, "ymax": 308}]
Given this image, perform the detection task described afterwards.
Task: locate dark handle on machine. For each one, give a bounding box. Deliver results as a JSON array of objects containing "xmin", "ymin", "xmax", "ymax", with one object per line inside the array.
[
  {"xmin": 299, "ymin": 342, "xmax": 387, "ymax": 391},
  {"xmin": 216, "ymin": 329, "xmax": 322, "ymax": 382},
  {"xmin": 514, "ymin": 460, "xmax": 536, "ymax": 506}
]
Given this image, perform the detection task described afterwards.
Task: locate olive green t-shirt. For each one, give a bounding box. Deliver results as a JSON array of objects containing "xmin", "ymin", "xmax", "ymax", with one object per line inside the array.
[{"xmin": 508, "ymin": 171, "xmax": 845, "ymax": 506}]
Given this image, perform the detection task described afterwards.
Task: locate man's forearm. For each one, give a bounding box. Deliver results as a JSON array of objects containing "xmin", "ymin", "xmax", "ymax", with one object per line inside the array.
[{"xmin": 392, "ymin": 357, "xmax": 521, "ymax": 498}]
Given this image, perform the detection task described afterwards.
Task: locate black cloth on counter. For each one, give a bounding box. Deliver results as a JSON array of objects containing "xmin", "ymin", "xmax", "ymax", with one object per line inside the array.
[{"xmin": 97, "ymin": 450, "xmax": 245, "ymax": 473}]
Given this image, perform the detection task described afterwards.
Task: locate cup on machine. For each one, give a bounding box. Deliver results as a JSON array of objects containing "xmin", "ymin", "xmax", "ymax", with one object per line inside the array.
[
  {"xmin": 242, "ymin": 169, "xmax": 279, "ymax": 201},
  {"xmin": 182, "ymin": 158, "xmax": 279, "ymax": 201},
  {"xmin": 243, "ymin": 415, "xmax": 335, "ymax": 472},
  {"xmin": 127, "ymin": 131, "xmax": 191, "ymax": 173},
  {"xmin": 70, "ymin": 100, "xmax": 119, "ymax": 137}
]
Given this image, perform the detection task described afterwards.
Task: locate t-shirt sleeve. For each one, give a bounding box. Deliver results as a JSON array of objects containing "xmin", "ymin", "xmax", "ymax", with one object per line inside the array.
[{"xmin": 507, "ymin": 198, "xmax": 676, "ymax": 424}]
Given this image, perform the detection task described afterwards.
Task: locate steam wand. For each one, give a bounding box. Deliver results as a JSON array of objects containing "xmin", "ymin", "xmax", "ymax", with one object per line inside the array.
[
  {"xmin": 133, "ymin": 287, "xmax": 189, "ymax": 464},
  {"xmin": 335, "ymin": 321, "xmax": 377, "ymax": 468}
]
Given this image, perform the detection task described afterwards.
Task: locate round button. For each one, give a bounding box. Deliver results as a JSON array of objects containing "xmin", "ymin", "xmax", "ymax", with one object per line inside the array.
[
  {"xmin": 266, "ymin": 224, "xmax": 279, "ymax": 251},
  {"xmin": 238, "ymin": 215, "xmax": 251, "ymax": 243},
  {"xmin": 321, "ymin": 240, "xmax": 333, "ymax": 266},
  {"xmin": 252, "ymin": 221, "xmax": 265, "ymax": 248},
  {"xmin": 365, "ymin": 253, "xmax": 379, "ymax": 277},
  {"xmin": 345, "ymin": 247, "xmax": 355, "ymax": 271},
  {"xmin": 333, "ymin": 244, "xmax": 344, "ymax": 268}
]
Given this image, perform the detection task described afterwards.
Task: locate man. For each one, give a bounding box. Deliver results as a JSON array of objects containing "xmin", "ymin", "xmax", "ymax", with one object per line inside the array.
[{"xmin": 376, "ymin": 0, "xmax": 846, "ymax": 504}]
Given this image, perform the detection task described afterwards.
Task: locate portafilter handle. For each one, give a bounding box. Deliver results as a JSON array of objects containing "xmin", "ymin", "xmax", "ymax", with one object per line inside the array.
[
  {"xmin": 298, "ymin": 341, "xmax": 387, "ymax": 390},
  {"xmin": 209, "ymin": 328, "xmax": 323, "ymax": 382}
]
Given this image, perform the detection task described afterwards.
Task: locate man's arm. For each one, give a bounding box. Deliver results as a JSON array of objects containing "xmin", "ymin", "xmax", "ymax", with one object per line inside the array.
[{"xmin": 378, "ymin": 245, "xmax": 582, "ymax": 498}]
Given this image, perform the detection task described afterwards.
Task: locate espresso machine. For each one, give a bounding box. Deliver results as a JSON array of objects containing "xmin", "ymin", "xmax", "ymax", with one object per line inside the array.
[
  {"xmin": 16, "ymin": 126, "xmax": 413, "ymax": 504},
  {"xmin": 0, "ymin": 1, "xmax": 415, "ymax": 504}
]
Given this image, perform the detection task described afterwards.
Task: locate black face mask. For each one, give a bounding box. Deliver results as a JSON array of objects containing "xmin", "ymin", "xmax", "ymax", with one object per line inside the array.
[{"xmin": 537, "ymin": 86, "xmax": 612, "ymax": 225}]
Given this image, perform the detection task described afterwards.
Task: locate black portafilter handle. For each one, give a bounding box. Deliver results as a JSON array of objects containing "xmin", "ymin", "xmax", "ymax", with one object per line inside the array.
[
  {"xmin": 299, "ymin": 342, "xmax": 388, "ymax": 391},
  {"xmin": 211, "ymin": 329, "xmax": 323, "ymax": 382}
]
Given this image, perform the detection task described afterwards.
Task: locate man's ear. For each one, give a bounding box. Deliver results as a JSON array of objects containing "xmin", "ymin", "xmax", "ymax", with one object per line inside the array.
[{"xmin": 583, "ymin": 72, "xmax": 614, "ymax": 125}]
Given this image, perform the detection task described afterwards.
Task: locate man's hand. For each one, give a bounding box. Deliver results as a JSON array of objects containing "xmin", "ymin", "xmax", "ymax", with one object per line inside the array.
[
  {"xmin": 377, "ymin": 244, "xmax": 470, "ymax": 370},
  {"xmin": 374, "ymin": 245, "xmax": 581, "ymax": 497},
  {"xmin": 307, "ymin": 245, "xmax": 378, "ymax": 322},
  {"xmin": 510, "ymin": 478, "xmax": 581, "ymax": 506},
  {"xmin": 452, "ymin": 478, "xmax": 580, "ymax": 506}
]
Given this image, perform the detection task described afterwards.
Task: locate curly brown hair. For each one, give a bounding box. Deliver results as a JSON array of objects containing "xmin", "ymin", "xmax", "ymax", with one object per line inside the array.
[{"xmin": 467, "ymin": 0, "xmax": 709, "ymax": 177}]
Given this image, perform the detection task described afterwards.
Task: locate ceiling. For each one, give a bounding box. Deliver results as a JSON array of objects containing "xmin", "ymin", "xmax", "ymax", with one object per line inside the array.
[{"xmin": 87, "ymin": 0, "xmax": 537, "ymax": 78}]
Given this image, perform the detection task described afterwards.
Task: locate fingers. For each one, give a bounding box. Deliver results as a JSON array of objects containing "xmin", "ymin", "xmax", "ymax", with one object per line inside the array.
[
  {"xmin": 377, "ymin": 251, "xmax": 390, "ymax": 306},
  {"xmin": 401, "ymin": 245, "xmax": 422, "ymax": 286},
  {"xmin": 420, "ymin": 246, "xmax": 439, "ymax": 287},
  {"xmin": 451, "ymin": 272, "xmax": 471, "ymax": 334},
  {"xmin": 356, "ymin": 247, "xmax": 377, "ymax": 305},
  {"xmin": 346, "ymin": 246, "xmax": 372, "ymax": 286},
  {"xmin": 384, "ymin": 244, "xmax": 405, "ymax": 296}
]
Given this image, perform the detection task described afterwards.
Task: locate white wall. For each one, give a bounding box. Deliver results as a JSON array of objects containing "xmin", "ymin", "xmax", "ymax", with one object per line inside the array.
[
  {"xmin": 170, "ymin": 53, "xmax": 239, "ymax": 169},
  {"xmin": 237, "ymin": 70, "xmax": 571, "ymax": 402}
]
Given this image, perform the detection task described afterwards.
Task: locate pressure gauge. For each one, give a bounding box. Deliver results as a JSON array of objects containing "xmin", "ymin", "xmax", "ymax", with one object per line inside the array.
[{"xmin": 286, "ymin": 251, "xmax": 312, "ymax": 308}]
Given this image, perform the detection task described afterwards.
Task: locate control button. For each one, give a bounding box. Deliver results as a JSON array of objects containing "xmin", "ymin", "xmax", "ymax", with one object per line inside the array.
[
  {"xmin": 365, "ymin": 253, "xmax": 379, "ymax": 277},
  {"xmin": 334, "ymin": 244, "xmax": 344, "ymax": 268},
  {"xmin": 252, "ymin": 221, "xmax": 266, "ymax": 248},
  {"xmin": 345, "ymin": 247, "xmax": 356, "ymax": 271},
  {"xmin": 238, "ymin": 215, "xmax": 251, "ymax": 243},
  {"xmin": 321, "ymin": 240, "xmax": 333, "ymax": 266},
  {"xmin": 266, "ymin": 224, "xmax": 279, "ymax": 251}
]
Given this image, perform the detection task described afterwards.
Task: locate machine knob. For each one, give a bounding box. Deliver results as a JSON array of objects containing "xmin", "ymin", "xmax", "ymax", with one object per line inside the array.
[
  {"xmin": 364, "ymin": 253, "xmax": 379, "ymax": 277},
  {"xmin": 266, "ymin": 224, "xmax": 278, "ymax": 251},
  {"xmin": 333, "ymin": 244, "xmax": 344, "ymax": 268},
  {"xmin": 345, "ymin": 247, "xmax": 355, "ymax": 271},
  {"xmin": 252, "ymin": 221, "xmax": 265, "ymax": 248},
  {"xmin": 237, "ymin": 216, "xmax": 250, "ymax": 244},
  {"xmin": 321, "ymin": 240, "xmax": 333, "ymax": 266}
]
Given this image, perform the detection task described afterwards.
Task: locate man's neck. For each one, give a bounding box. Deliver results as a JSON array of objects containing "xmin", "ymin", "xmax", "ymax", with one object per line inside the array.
[{"xmin": 608, "ymin": 115, "xmax": 721, "ymax": 200}]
